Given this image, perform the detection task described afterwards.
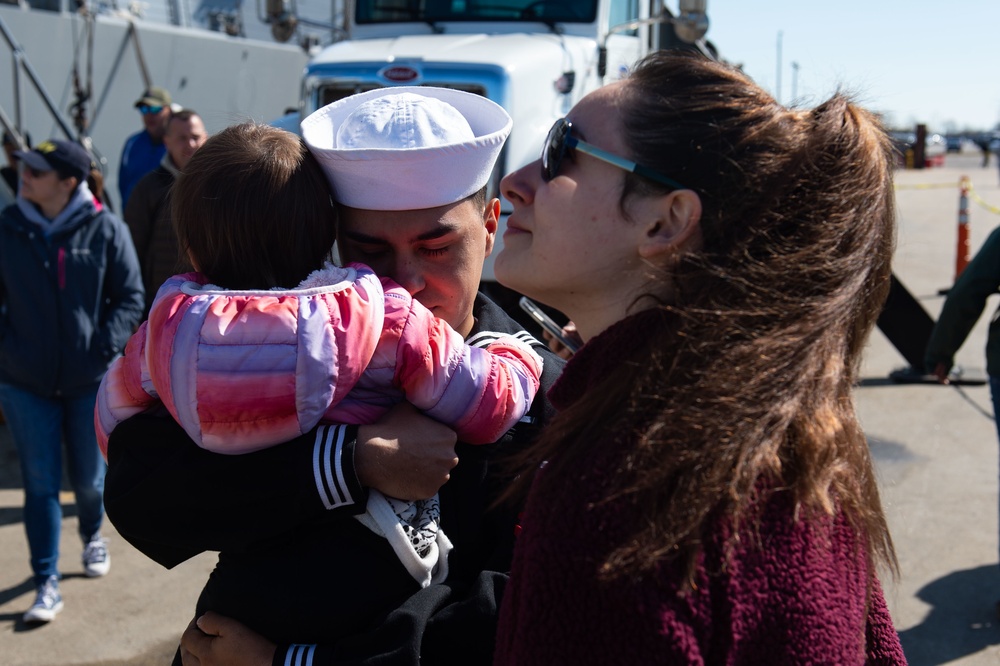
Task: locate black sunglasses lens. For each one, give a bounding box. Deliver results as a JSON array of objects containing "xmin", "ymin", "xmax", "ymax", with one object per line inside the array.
[{"xmin": 542, "ymin": 119, "xmax": 568, "ymax": 182}]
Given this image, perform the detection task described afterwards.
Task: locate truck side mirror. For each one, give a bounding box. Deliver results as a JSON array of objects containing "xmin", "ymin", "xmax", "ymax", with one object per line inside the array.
[
  {"xmin": 599, "ymin": 1, "xmax": 709, "ymax": 78},
  {"xmin": 673, "ymin": 0, "xmax": 709, "ymax": 43}
]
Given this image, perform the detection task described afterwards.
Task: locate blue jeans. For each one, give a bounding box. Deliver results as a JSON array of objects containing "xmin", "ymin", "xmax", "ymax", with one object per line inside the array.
[{"xmin": 0, "ymin": 382, "xmax": 105, "ymax": 586}]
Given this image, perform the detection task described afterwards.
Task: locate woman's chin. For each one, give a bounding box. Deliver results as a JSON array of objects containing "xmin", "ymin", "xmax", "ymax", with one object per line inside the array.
[{"xmin": 493, "ymin": 251, "xmax": 526, "ymax": 293}]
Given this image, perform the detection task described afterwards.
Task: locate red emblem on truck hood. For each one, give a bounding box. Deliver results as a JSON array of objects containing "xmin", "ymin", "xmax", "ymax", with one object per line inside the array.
[{"xmin": 379, "ymin": 65, "xmax": 420, "ymax": 83}]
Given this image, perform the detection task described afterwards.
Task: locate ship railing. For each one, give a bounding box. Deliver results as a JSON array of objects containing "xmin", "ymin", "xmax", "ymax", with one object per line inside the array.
[{"xmin": 0, "ymin": 11, "xmax": 77, "ymax": 151}]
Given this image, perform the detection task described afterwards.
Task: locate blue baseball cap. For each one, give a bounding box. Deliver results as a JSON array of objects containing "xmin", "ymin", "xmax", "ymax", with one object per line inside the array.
[{"xmin": 14, "ymin": 139, "xmax": 92, "ymax": 181}]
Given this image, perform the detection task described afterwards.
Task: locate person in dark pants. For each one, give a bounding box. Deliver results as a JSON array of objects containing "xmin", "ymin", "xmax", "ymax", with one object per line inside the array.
[
  {"xmin": 977, "ymin": 136, "xmax": 992, "ymax": 168},
  {"xmin": 0, "ymin": 139, "xmax": 143, "ymax": 624},
  {"xmin": 925, "ymin": 223, "xmax": 1000, "ymax": 620}
]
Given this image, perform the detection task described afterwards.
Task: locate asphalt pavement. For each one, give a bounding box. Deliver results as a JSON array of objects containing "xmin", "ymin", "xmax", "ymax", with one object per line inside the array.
[{"xmin": 1, "ymin": 152, "xmax": 1000, "ymax": 664}]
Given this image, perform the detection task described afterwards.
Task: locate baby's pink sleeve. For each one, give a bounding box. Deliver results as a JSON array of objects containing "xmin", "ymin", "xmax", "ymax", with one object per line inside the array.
[
  {"xmin": 392, "ymin": 290, "xmax": 542, "ymax": 445},
  {"xmin": 94, "ymin": 322, "xmax": 158, "ymax": 460}
]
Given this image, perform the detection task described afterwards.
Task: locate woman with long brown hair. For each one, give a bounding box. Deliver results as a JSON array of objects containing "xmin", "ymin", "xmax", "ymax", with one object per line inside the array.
[
  {"xmin": 493, "ymin": 51, "xmax": 905, "ymax": 663},
  {"xmin": 174, "ymin": 51, "xmax": 905, "ymax": 666}
]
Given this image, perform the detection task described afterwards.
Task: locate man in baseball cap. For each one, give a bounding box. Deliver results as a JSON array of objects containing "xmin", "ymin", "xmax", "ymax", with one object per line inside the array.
[
  {"xmin": 119, "ymin": 86, "xmax": 173, "ymax": 210},
  {"xmin": 134, "ymin": 86, "xmax": 171, "ymax": 110}
]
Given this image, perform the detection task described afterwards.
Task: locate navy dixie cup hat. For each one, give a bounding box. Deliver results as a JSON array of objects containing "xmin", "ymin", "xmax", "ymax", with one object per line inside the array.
[
  {"xmin": 301, "ymin": 87, "xmax": 513, "ymax": 211},
  {"xmin": 14, "ymin": 140, "xmax": 92, "ymax": 182}
]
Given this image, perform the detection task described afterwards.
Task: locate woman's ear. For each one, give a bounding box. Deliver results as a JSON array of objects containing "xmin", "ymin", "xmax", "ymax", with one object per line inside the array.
[{"xmin": 637, "ymin": 190, "xmax": 703, "ymax": 260}]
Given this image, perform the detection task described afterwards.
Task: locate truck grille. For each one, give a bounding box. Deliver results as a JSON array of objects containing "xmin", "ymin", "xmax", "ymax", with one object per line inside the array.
[{"xmin": 318, "ymin": 83, "xmax": 489, "ymax": 108}]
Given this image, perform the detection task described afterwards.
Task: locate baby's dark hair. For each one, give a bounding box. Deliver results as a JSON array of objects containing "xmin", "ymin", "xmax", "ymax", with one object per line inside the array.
[{"xmin": 172, "ymin": 121, "xmax": 337, "ymax": 289}]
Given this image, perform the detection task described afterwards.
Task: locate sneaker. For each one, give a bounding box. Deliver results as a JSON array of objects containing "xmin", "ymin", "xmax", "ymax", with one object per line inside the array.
[
  {"xmin": 23, "ymin": 575, "xmax": 62, "ymax": 623},
  {"xmin": 82, "ymin": 538, "xmax": 110, "ymax": 577}
]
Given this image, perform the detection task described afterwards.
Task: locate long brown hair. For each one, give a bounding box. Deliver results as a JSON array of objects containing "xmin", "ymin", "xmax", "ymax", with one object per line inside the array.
[
  {"xmin": 513, "ymin": 51, "xmax": 897, "ymax": 586},
  {"xmin": 172, "ymin": 122, "xmax": 337, "ymax": 289}
]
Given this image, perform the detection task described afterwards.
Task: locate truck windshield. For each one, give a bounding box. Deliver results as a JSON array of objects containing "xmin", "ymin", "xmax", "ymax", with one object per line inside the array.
[{"xmin": 355, "ymin": 0, "xmax": 598, "ymax": 24}]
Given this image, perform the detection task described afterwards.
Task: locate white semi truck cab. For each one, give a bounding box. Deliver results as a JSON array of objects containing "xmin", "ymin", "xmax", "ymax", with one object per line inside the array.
[{"xmin": 274, "ymin": 0, "xmax": 713, "ymax": 297}]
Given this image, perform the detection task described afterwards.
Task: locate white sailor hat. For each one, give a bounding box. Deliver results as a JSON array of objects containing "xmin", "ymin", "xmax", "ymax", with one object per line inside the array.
[{"xmin": 301, "ymin": 86, "xmax": 512, "ymax": 211}]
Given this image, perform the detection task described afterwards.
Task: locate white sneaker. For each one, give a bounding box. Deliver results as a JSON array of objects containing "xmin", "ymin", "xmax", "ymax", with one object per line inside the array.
[
  {"xmin": 23, "ymin": 575, "xmax": 63, "ymax": 623},
  {"xmin": 82, "ymin": 538, "xmax": 110, "ymax": 577}
]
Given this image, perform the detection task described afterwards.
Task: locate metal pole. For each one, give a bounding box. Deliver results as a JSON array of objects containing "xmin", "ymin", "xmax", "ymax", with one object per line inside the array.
[
  {"xmin": 775, "ymin": 30, "xmax": 782, "ymax": 104},
  {"xmin": 91, "ymin": 26, "xmax": 137, "ymax": 130},
  {"xmin": 13, "ymin": 47, "xmax": 23, "ymax": 133},
  {"xmin": 128, "ymin": 21, "xmax": 153, "ymax": 90}
]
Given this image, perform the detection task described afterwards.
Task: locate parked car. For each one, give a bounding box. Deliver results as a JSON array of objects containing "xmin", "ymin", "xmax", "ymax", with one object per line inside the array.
[
  {"xmin": 889, "ymin": 130, "xmax": 946, "ymax": 167},
  {"xmin": 945, "ymin": 135, "xmax": 965, "ymax": 153}
]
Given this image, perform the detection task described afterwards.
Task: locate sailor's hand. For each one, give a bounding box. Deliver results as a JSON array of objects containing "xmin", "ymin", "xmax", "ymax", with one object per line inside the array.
[
  {"xmin": 180, "ymin": 612, "xmax": 274, "ymax": 666},
  {"xmin": 356, "ymin": 402, "xmax": 459, "ymax": 501}
]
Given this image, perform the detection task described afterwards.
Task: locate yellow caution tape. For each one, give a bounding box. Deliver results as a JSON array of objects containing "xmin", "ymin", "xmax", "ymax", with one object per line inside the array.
[
  {"xmin": 893, "ymin": 182, "xmax": 959, "ymax": 190},
  {"xmin": 891, "ymin": 178, "xmax": 1000, "ymax": 215},
  {"xmin": 966, "ymin": 182, "xmax": 1000, "ymax": 216}
]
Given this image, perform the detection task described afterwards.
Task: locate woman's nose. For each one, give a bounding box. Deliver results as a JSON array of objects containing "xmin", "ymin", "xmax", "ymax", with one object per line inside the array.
[{"xmin": 501, "ymin": 161, "xmax": 539, "ymax": 206}]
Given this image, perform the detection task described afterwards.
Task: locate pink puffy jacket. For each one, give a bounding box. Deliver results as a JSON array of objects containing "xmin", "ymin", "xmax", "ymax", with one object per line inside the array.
[{"xmin": 95, "ymin": 263, "xmax": 542, "ymax": 457}]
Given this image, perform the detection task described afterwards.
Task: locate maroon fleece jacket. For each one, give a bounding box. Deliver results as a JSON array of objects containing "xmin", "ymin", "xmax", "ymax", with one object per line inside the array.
[{"xmin": 494, "ymin": 309, "xmax": 906, "ymax": 665}]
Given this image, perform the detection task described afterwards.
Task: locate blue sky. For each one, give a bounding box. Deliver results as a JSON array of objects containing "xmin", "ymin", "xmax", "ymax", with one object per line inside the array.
[{"xmin": 705, "ymin": 0, "xmax": 1000, "ymax": 132}]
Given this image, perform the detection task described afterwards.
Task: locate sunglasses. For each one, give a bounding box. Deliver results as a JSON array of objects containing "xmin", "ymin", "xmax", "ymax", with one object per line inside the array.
[
  {"xmin": 542, "ymin": 118, "xmax": 686, "ymax": 190},
  {"xmin": 138, "ymin": 105, "xmax": 164, "ymax": 115}
]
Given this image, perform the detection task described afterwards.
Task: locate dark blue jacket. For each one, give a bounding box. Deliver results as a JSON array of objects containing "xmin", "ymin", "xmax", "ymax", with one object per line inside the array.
[{"xmin": 0, "ymin": 198, "xmax": 144, "ymax": 397}]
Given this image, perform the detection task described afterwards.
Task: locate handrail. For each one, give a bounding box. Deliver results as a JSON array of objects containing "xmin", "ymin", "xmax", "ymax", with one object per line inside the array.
[{"xmin": 0, "ymin": 11, "xmax": 79, "ymax": 144}]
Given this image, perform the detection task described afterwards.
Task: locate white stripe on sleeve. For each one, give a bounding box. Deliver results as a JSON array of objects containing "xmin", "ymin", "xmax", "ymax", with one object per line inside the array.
[{"xmin": 311, "ymin": 425, "xmax": 353, "ymax": 510}]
